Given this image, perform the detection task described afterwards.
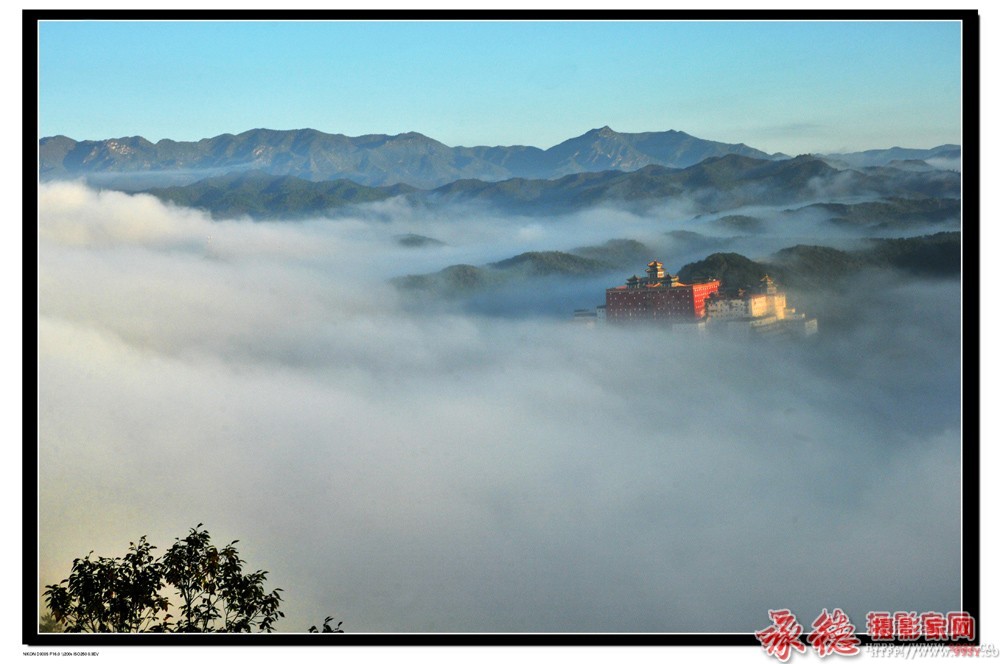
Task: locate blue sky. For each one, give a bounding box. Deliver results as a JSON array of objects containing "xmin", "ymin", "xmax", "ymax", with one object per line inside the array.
[{"xmin": 37, "ymin": 19, "xmax": 963, "ymax": 156}]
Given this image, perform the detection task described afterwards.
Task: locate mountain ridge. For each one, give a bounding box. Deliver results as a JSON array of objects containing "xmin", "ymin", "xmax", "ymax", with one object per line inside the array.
[
  {"xmin": 393, "ymin": 232, "xmax": 961, "ymax": 302},
  {"xmin": 39, "ymin": 126, "xmax": 796, "ymax": 189},
  {"xmin": 139, "ymin": 154, "xmax": 960, "ymax": 220}
]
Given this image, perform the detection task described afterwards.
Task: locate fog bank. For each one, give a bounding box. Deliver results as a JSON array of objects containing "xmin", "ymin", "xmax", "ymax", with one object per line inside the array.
[{"xmin": 37, "ymin": 183, "xmax": 962, "ymax": 633}]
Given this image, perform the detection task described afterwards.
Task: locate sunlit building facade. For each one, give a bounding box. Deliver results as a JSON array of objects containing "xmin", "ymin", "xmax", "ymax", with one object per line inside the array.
[
  {"xmin": 605, "ymin": 261, "xmax": 721, "ymax": 323},
  {"xmin": 705, "ymin": 275, "xmax": 817, "ymax": 338}
]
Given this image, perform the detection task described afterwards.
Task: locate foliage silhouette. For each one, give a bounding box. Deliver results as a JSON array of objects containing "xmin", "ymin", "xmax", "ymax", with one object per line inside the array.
[
  {"xmin": 43, "ymin": 525, "xmax": 291, "ymax": 633},
  {"xmin": 43, "ymin": 535, "xmax": 167, "ymax": 632},
  {"xmin": 38, "ymin": 612, "xmax": 63, "ymax": 633},
  {"xmin": 308, "ymin": 616, "xmax": 344, "ymax": 633}
]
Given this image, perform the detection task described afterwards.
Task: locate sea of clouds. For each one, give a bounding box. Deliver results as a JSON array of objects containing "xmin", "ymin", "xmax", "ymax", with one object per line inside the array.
[{"xmin": 37, "ymin": 182, "xmax": 962, "ymax": 633}]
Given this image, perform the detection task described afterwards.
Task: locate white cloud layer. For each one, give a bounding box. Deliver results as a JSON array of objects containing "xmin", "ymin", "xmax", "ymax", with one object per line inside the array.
[{"xmin": 37, "ymin": 182, "xmax": 963, "ymax": 633}]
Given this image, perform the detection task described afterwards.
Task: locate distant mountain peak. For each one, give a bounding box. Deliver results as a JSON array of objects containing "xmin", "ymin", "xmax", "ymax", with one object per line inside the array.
[{"xmin": 40, "ymin": 126, "xmax": 790, "ymax": 189}]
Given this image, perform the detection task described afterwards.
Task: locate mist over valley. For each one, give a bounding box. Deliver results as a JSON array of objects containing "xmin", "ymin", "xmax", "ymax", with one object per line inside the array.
[{"xmin": 37, "ymin": 123, "xmax": 964, "ymax": 632}]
